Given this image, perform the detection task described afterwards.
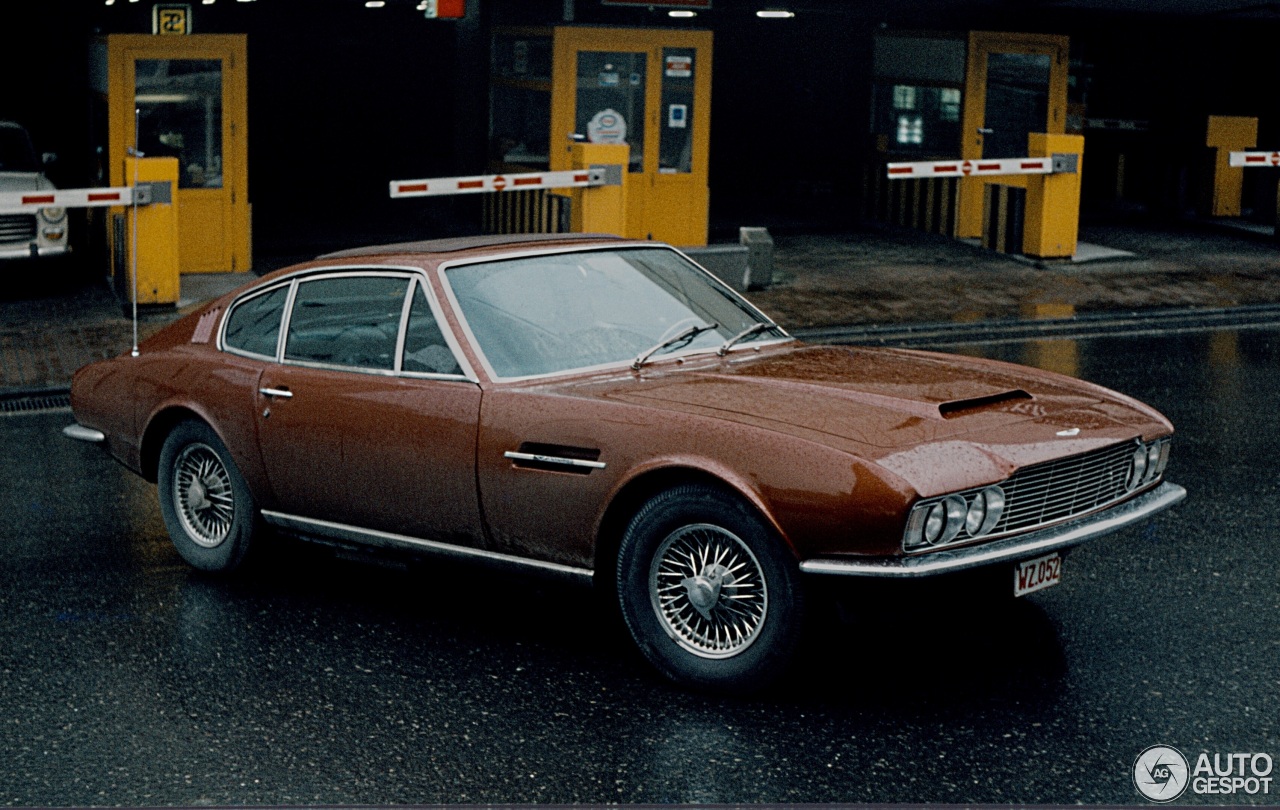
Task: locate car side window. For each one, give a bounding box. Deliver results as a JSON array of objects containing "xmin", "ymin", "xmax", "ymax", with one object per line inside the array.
[
  {"xmin": 284, "ymin": 275, "xmax": 409, "ymax": 371},
  {"xmin": 223, "ymin": 285, "xmax": 288, "ymax": 358},
  {"xmin": 402, "ymin": 281, "xmax": 463, "ymax": 376}
]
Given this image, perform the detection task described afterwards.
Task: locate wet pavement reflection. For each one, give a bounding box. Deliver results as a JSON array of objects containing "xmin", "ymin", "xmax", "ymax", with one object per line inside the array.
[{"xmin": 2, "ymin": 325, "xmax": 1278, "ymax": 805}]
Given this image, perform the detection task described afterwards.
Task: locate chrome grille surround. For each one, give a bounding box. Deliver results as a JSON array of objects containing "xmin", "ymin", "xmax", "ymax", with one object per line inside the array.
[
  {"xmin": 903, "ymin": 437, "xmax": 1171, "ymax": 554},
  {"xmin": 0, "ymin": 214, "xmax": 36, "ymax": 244}
]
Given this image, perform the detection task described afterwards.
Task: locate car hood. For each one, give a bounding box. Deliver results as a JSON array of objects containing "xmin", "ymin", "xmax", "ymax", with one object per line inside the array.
[
  {"xmin": 0, "ymin": 171, "xmax": 53, "ymax": 193},
  {"xmin": 599, "ymin": 343, "xmax": 1167, "ymax": 469}
]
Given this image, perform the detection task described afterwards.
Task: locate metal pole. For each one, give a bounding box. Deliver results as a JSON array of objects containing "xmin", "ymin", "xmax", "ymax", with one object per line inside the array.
[{"xmin": 130, "ymin": 107, "xmax": 141, "ymax": 358}]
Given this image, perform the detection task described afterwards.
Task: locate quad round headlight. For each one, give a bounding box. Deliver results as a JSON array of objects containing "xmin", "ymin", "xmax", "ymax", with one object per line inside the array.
[
  {"xmin": 906, "ymin": 487, "xmax": 1008, "ymax": 552},
  {"xmin": 39, "ymin": 206, "xmax": 66, "ymax": 223},
  {"xmin": 1143, "ymin": 442, "xmax": 1163, "ymax": 485},
  {"xmin": 913, "ymin": 494, "xmax": 967, "ymax": 549},
  {"xmin": 964, "ymin": 485, "xmax": 1006, "ymax": 537},
  {"xmin": 1127, "ymin": 444, "xmax": 1148, "ymax": 491}
]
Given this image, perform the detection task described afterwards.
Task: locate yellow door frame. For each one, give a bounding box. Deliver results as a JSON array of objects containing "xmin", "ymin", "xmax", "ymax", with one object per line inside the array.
[
  {"xmin": 549, "ymin": 26, "xmax": 712, "ymax": 246},
  {"xmin": 957, "ymin": 31, "xmax": 1069, "ymax": 238},
  {"xmin": 106, "ymin": 34, "xmax": 250, "ymax": 273}
]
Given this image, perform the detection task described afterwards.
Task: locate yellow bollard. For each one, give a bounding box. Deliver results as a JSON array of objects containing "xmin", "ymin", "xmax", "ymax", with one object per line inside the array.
[
  {"xmin": 1206, "ymin": 115, "xmax": 1257, "ymax": 218},
  {"xmin": 122, "ymin": 156, "xmax": 180, "ymax": 306},
  {"xmin": 1023, "ymin": 133, "xmax": 1084, "ymax": 259},
  {"xmin": 566, "ymin": 142, "xmax": 629, "ymax": 238}
]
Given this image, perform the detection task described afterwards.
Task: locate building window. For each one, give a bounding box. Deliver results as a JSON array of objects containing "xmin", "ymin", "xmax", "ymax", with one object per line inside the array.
[
  {"xmin": 892, "ymin": 85, "xmax": 917, "ymax": 111},
  {"xmin": 896, "ymin": 115, "xmax": 924, "ymax": 145}
]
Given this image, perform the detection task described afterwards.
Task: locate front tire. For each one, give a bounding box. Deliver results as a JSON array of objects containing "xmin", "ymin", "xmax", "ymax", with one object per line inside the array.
[
  {"xmin": 157, "ymin": 420, "xmax": 259, "ymax": 572},
  {"xmin": 616, "ymin": 484, "xmax": 805, "ymax": 693}
]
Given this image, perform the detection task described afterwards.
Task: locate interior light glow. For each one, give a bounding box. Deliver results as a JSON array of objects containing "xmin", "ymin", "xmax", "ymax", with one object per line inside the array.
[
  {"xmin": 668, "ymin": 10, "xmax": 696, "ymax": 17},
  {"xmin": 756, "ymin": 9, "xmax": 795, "ymax": 17}
]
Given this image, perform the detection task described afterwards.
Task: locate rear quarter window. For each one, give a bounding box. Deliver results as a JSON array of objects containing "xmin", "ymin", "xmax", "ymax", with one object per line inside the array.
[{"xmin": 223, "ymin": 285, "xmax": 288, "ymax": 358}]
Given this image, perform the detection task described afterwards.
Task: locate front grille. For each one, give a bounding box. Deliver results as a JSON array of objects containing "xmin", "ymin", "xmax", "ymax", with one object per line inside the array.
[
  {"xmin": 903, "ymin": 438, "xmax": 1168, "ymax": 554},
  {"xmin": 0, "ymin": 214, "xmax": 37, "ymax": 243},
  {"xmin": 992, "ymin": 440, "xmax": 1139, "ymax": 534}
]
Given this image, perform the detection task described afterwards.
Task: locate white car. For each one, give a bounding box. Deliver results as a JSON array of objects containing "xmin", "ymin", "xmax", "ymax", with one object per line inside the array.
[{"xmin": 0, "ymin": 121, "xmax": 68, "ymax": 260}]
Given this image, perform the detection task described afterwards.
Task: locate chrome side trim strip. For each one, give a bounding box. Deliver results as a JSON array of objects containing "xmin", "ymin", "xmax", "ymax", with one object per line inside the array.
[
  {"xmin": 62, "ymin": 423, "xmax": 106, "ymax": 443},
  {"xmin": 800, "ymin": 481, "xmax": 1186, "ymax": 579},
  {"xmin": 260, "ymin": 510, "xmax": 595, "ymax": 581},
  {"xmin": 503, "ymin": 451, "xmax": 606, "ymax": 470}
]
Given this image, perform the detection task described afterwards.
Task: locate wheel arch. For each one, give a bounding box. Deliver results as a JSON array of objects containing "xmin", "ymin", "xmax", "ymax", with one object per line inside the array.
[
  {"xmin": 593, "ymin": 464, "xmax": 795, "ymax": 591},
  {"xmin": 139, "ymin": 405, "xmax": 210, "ymax": 483}
]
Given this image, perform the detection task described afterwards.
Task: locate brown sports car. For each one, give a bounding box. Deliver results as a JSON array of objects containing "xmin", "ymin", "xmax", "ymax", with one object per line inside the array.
[{"xmin": 66, "ymin": 234, "xmax": 1185, "ymax": 692}]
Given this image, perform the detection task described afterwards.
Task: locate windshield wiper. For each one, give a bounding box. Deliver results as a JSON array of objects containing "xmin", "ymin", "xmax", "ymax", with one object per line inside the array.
[
  {"xmin": 632, "ymin": 322, "xmax": 719, "ymax": 370},
  {"xmin": 717, "ymin": 322, "xmax": 776, "ymax": 356}
]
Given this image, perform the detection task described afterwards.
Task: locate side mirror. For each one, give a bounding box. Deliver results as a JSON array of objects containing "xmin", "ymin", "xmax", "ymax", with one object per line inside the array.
[{"xmin": 42, "ymin": 152, "xmax": 57, "ymax": 166}]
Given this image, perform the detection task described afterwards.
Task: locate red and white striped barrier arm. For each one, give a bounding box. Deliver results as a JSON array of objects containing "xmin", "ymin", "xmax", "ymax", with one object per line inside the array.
[
  {"xmin": 1229, "ymin": 151, "xmax": 1280, "ymax": 168},
  {"xmin": 0, "ymin": 186, "xmax": 137, "ymax": 214},
  {"xmin": 391, "ymin": 168, "xmax": 604, "ymax": 198},
  {"xmin": 886, "ymin": 157, "xmax": 1054, "ymax": 180}
]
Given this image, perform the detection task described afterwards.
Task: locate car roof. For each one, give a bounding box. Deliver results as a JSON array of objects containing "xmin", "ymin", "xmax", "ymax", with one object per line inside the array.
[{"xmin": 316, "ymin": 233, "xmax": 627, "ymax": 260}]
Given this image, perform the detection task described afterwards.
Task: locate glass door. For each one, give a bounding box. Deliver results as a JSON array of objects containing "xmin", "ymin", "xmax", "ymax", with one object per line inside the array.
[
  {"xmin": 956, "ymin": 32, "xmax": 1068, "ymax": 238},
  {"xmin": 107, "ymin": 35, "xmax": 249, "ymax": 274},
  {"xmin": 550, "ymin": 27, "xmax": 712, "ymax": 246}
]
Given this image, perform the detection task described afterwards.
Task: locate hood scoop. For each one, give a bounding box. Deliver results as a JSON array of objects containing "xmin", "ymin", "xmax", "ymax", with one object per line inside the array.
[{"xmin": 938, "ymin": 389, "xmax": 1032, "ymax": 418}]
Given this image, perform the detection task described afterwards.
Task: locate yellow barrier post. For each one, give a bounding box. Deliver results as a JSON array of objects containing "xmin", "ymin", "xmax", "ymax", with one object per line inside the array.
[
  {"xmin": 1206, "ymin": 116, "xmax": 1258, "ymax": 217},
  {"xmin": 567, "ymin": 142, "xmax": 629, "ymax": 237},
  {"xmin": 123, "ymin": 156, "xmax": 180, "ymax": 306},
  {"xmin": 1023, "ymin": 133, "xmax": 1084, "ymax": 259}
]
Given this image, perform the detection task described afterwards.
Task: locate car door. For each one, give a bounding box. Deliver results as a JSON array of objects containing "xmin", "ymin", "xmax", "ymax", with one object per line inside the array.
[{"xmin": 254, "ymin": 271, "xmax": 485, "ymax": 548}]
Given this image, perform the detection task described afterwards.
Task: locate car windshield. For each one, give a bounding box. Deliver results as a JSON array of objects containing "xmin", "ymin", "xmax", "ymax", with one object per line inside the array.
[
  {"xmin": 446, "ymin": 246, "xmax": 784, "ymax": 378},
  {"xmin": 0, "ymin": 127, "xmax": 39, "ymax": 173}
]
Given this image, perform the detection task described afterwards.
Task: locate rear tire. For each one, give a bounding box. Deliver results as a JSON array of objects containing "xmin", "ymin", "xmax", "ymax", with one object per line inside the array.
[
  {"xmin": 616, "ymin": 484, "xmax": 805, "ymax": 693},
  {"xmin": 157, "ymin": 420, "xmax": 260, "ymax": 572}
]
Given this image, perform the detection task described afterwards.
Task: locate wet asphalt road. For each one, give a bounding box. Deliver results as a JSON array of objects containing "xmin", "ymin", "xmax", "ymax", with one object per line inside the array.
[{"xmin": 2, "ymin": 325, "xmax": 1278, "ymax": 806}]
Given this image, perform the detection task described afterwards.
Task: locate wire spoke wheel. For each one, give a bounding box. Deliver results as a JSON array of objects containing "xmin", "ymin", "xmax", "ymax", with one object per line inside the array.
[
  {"xmin": 649, "ymin": 523, "xmax": 768, "ymax": 659},
  {"xmin": 173, "ymin": 442, "xmax": 235, "ymax": 549}
]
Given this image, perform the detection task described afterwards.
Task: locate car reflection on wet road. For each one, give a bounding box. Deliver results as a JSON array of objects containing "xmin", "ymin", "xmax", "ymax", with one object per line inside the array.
[{"xmin": 1, "ymin": 324, "xmax": 1275, "ymax": 806}]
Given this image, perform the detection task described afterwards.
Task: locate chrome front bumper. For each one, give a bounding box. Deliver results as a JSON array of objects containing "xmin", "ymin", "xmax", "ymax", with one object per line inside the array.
[{"xmin": 799, "ymin": 481, "xmax": 1186, "ymax": 578}]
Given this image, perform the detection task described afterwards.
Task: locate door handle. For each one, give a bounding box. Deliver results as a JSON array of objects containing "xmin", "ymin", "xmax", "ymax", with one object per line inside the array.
[{"xmin": 258, "ymin": 387, "xmax": 293, "ymax": 399}]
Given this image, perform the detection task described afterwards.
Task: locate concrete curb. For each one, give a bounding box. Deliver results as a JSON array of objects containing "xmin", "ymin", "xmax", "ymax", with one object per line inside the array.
[{"xmin": 794, "ymin": 302, "xmax": 1280, "ymax": 347}]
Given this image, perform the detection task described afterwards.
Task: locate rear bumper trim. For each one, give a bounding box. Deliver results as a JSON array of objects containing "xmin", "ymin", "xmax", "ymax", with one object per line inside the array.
[
  {"xmin": 799, "ymin": 481, "xmax": 1186, "ymax": 578},
  {"xmin": 62, "ymin": 423, "xmax": 106, "ymax": 443}
]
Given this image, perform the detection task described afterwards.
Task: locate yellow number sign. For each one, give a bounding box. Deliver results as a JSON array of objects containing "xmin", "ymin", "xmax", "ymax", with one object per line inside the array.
[{"xmin": 152, "ymin": 5, "xmax": 191, "ymax": 35}]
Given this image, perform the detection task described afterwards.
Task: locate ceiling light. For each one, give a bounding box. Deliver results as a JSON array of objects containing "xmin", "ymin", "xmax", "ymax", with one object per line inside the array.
[
  {"xmin": 366, "ymin": 0, "xmax": 386, "ymax": 6},
  {"xmin": 202, "ymin": 0, "xmax": 214, "ymax": 5},
  {"xmin": 104, "ymin": 0, "xmax": 115, "ymax": 5},
  {"xmin": 756, "ymin": 9, "xmax": 795, "ymax": 17},
  {"xmin": 669, "ymin": 10, "xmax": 696, "ymax": 17}
]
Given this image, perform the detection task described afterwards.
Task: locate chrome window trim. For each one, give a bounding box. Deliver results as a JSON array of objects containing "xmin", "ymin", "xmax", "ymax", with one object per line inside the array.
[
  {"xmin": 435, "ymin": 243, "xmax": 794, "ymax": 383},
  {"xmin": 216, "ymin": 264, "xmax": 477, "ymax": 383}
]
